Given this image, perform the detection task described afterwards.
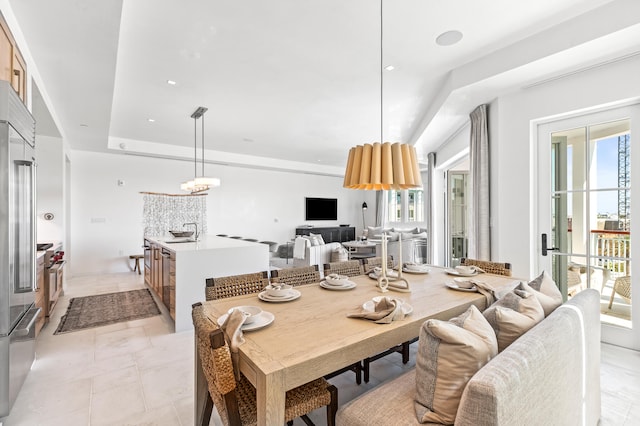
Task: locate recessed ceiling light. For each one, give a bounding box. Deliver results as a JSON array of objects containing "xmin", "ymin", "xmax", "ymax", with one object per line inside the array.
[
  {"xmin": 147, "ymin": 118, "xmax": 155, "ymax": 123},
  {"xmin": 242, "ymin": 138, "xmax": 254, "ymax": 143},
  {"xmin": 384, "ymin": 65, "xmax": 395, "ymax": 71},
  {"xmin": 167, "ymin": 80, "xmax": 177, "ymax": 85},
  {"xmin": 80, "ymin": 124, "xmax": 88, "ymax": 127},
  {"xmin": 436, "ymin": 30, "xmax": 463, "ymax": 46}
]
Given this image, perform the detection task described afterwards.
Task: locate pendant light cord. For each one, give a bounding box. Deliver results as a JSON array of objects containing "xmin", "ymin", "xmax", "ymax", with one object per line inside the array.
[
  {"xmin": 380, "ymin": 0, "xmax": 383, "ymax": 144},
  {"xmin": 193, "ymin": 115, "xmax": 197, "ymax": 178},
  {"xmin": 201, "ymin": 113, "xmax": 205, "ymax": 177}
]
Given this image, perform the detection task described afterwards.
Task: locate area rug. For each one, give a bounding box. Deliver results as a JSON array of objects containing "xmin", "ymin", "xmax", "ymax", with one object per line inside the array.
[{"xmin": 55, "ymin": 289, "xmax": 161, "ymax": 334}]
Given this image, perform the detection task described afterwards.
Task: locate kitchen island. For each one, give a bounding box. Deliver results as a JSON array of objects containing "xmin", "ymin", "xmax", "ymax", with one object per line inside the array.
[{"xmin": 144, "ymin": 235, "xmax": 269, "ymax": 332}]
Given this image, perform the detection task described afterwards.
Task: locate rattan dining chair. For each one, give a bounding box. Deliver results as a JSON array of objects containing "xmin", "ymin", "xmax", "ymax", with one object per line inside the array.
[
  {"xmin": 460, "ymin": 258, "xmax": 512, "ymax": 276},
  {"xmin": 192, "ymin": 303, "xmax": 338, "ymax": 426},
  {"xmin": 608, "ymin": 275, "xmax": 631, "ymax": 309},
  {"xmin": 323, "ymin": 260, "xmax": 364, "ymax": 277},
  {"xmin": 271, "ymin": 265, "xmax": 321, "ymax": 287},
  {"xmin": 205, "ymin": 271, "xmax": 270, "ymax": 301},
  {"xmin": 361, "ymin": 256, "xmax": 394, "ymax": 274}
]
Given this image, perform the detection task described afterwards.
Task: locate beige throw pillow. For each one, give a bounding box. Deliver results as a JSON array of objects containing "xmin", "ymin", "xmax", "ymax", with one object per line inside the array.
[
  {"xmin": 483, "ymin": 289, "xmax": 544, "ymax": 352},
  {"xmin": 524, "ymin": 270, "xmax": 563, "ymax": 316},
  {"xmin": 414, "ymin": 305, "xmax": 498, "ymax": 424}
]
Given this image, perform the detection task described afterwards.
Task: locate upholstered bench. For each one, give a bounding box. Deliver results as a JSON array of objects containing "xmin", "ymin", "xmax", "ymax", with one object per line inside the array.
[{"xmin": 337, "ymin": 288, "xmax": 600, "ymax": 426}]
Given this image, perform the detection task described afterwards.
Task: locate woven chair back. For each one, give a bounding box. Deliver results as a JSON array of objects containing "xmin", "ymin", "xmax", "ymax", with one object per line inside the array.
[
  {"xmin": 205, "ymin": 271, "xmax": 270, "ymax": 301},
  {"xmin": 271, "ymin": 265, "xmax": 321, "ymax": 287},
  {"xmin": 191, "ymin": 303, "xmax": 237, "ymax": 425},
  {"xmin": 460, "ymin": 258, "xmax": 512, "ymax": 277},
  {"xmin": 323, "ymin": 260, "xmax": 364, "ymax": 277},
  {"xmin": 614, "ymin": 276, "xmax": 632, "ymax": 300},
  {"xmin": 362, "ymin": 256, "xmax": 394, "ymax": 273}
]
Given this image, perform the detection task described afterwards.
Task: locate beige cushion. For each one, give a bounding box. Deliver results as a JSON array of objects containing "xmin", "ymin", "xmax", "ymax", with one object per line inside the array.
[
  {"xmin": 414, "ymin": 305, "xmax": 498, "ymax": 424},
  {"xmin": 483, "ymin": 289, "xmax": 544, "ymax": 352},
  {"xmin": 337, "ymin": 370, "xmax": 419, "ymax": 426},
  {"xmin": 524, "ymin": 270, "xmax": 563, "ymax": 316}
]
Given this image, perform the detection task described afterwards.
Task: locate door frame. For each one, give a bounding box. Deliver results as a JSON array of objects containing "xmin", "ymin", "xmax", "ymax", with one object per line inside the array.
[{"xmin": 532, "ymin": 100, "xmax": 640, "ymax": 349}]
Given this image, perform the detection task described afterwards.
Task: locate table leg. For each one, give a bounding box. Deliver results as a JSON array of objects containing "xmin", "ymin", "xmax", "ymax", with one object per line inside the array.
[{"xmin": 256, "ymin": 371, "xmax": 286, "ymax": 425}]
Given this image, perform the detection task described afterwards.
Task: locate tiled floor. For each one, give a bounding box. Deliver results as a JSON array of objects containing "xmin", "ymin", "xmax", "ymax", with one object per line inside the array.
[{"xmin": 2, "ymin": 272, "xmax": 639, "ymax": 425}]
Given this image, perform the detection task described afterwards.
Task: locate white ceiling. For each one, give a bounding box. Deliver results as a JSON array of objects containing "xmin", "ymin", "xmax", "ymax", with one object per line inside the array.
[{"xmin": 8, "ymin": 0, "xmax": 640, "ymax": 174}]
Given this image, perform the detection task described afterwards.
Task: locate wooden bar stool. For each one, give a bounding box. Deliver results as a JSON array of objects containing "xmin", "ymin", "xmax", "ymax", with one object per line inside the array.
[{"xmin": 129, "ymin": 254, "xmax": 143, "ymax": 274}]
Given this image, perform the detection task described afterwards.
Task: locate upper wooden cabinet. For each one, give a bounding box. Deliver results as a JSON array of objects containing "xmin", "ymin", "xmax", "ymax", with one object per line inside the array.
[{"xmin": 0, "ymin": 12, "xmax": 27, "ymax": 103}]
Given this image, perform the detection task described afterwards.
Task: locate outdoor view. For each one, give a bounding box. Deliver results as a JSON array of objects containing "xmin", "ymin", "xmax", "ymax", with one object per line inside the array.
[{"xmin": 551, "ymin": 118, "xmax": 631, "ymax": 327}]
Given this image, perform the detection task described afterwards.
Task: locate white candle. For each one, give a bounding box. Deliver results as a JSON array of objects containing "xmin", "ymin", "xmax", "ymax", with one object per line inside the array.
[
  {"xmin": 398, "ymin": 233, "xmax": 402, "ymax": 270},
  {"xmin": 381, "ymin": 234, "xmax": 387, "ymax": 276}
]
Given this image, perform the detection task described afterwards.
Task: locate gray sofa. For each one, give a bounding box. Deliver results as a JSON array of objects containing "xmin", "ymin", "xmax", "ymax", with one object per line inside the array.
[{"xmin": 336, "ymin": 288, "xmax": 601, "ymax": 425}]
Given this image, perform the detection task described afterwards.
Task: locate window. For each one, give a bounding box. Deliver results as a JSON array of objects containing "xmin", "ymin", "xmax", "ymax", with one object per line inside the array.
[{"xmin": 385, "ymin": 189, "xmax": 424, "ymax": 223}]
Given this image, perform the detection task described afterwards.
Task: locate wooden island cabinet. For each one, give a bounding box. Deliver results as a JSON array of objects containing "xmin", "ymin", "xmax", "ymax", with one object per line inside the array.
[
  {"xmin": 144, "ymin": 236, "xmax": 268, "ymax": 332},
  {"xmin": 34, "ymin": 251, "xmax": 46, "ymax": 336}
]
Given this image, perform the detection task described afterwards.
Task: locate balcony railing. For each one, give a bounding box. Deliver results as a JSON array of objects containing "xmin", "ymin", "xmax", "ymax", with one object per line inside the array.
[{"xmin": 591, "ymin": 229, "xmax": 630, "ymax": 277}]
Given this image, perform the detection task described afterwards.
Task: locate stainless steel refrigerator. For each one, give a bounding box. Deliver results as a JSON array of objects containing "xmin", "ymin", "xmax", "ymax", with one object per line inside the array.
[{"xmin": 0, "ymin": 81, "xmax": 39, "ymax": 418}]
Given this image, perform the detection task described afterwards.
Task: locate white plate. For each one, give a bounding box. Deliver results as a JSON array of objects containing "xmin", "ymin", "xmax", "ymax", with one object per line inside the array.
[
  {"xmin": 258, "ymin": 289, "xmax": 301, "ymax": 302},
  {"xmin": 445, "ymin": 268, "xmax": 479, "ymax": 277},
  {"xmin": 216, "ymin": 311, "xmax": 275, "ymax": 331},
  {"xmin": 362, "ymin": 297, "xmax": 413, "ymax": 315},
  {"xmin": 368, "ymin": 270, "xmax": 399, "ymax": 280},
  {"xmin": 445, "ymin": 282, "xmax": 478, "ymax": 292},
  {"xmin": 320, "ymin": 280, "xmax": 356, "ymax": 290},
  {"xmin": 402, "ymin": 265, "xmax": 430, "ymax": 274}
]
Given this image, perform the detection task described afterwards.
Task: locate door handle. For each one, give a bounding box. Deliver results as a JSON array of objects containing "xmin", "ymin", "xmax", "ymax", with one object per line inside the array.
[{"xmin": 541, "ymin": 233, "xmax": 558, "ymax": 256}]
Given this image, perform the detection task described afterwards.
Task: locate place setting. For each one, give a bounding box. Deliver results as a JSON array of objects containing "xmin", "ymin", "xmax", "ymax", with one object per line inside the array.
[
  {"xmin": 402, "ymin": 262, "xmax": 431, "ymax": 274},
  {"xmin": 216, "ymin": 305, "xmax": 275, "ymax": 331},
  {"xmin": 258, "ymin": 283, "xmax": 301, "ymax": 302},
  {"xmin": 348, "ymin": 296, "xmax": 410, "ymax": 324},
  {"xmin": 444, "ymin": 265, "xmax": 484, "ymax": 277},
  {"xmin": 368, "ymin": 266, "xmax": 399, "ymax": 280},
  {"xmin": 320, "ymin": 273, "xmax": 357, "ymax": 290}
]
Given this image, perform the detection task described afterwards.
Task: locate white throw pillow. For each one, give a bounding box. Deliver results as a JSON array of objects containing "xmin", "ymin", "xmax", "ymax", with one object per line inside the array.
[
  {"xmin": 483, "ymin": 288, "xmax": 544, "ymax": 352},
  {"xmin": 524, "ymin": 271, "xmax": 563, "ymax": 316},
  {"xmin": 414, "ymin": 305, "xmax": 498, "ymax": 424},
  {"xmin": 309, "ymin": 233, "xmax": 325, "ymax": 246}
]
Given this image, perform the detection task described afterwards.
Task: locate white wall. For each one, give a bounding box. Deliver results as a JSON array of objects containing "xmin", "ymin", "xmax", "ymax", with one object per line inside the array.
[
  {"xmin": 35, "ymin": 135, "xmax": 65, "ymax": 243},
  {"xmin": 69, "ymin": 151, "xmax": 373, "ymax": 275},
  {"xmin": 490, "ymin": 54, "xmax": 640, "ymax": 278}
]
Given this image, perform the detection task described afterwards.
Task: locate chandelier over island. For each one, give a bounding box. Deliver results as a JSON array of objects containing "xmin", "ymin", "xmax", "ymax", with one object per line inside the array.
[{"xmin": 181, "ymin": 106, "xmax": 221, "ymax": 194}]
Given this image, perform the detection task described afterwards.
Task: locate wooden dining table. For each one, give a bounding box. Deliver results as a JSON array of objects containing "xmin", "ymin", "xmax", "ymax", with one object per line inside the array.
[{"xmin": 195, "ymin": 266, "xmax": 520, "ymax": 425}]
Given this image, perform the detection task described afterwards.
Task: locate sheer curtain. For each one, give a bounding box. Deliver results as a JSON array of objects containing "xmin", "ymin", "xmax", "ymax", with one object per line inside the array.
[
  {"xmin": 468, "ymin": 104, "xmax": 490, "ymax": 259},
  {"xmin": 425, "ymin": 152, "xmax": 436, "ymax": 263}
]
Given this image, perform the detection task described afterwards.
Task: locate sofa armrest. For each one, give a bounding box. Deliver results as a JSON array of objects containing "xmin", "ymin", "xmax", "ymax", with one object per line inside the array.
[{"xmin": 293, "ymin": 242, "xmax": 342, "ymax": 268}]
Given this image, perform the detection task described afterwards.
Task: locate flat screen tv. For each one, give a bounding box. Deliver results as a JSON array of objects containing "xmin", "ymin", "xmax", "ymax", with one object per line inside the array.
[{"xmin": 305, "ymin": 197, "xmax": 337, "ymax": 221}]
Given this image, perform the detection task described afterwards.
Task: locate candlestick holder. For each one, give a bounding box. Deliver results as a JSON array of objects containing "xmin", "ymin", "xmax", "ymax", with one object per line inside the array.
[{"xmin": 376, "ymin": 233, "xmax": 411, "ymax": 293}]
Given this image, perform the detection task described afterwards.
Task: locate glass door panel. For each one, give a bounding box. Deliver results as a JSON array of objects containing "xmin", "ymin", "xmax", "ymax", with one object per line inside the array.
[{"xmin": 550, "ymin": 118, "xmax": 631, "ymax": 329}]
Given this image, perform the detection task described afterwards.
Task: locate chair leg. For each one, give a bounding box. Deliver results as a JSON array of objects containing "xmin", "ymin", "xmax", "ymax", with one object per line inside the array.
[
  {"xmin": 363, "ymin": 358, "xmax": 371, "ymax": 383},
  {"xmin": 287, "ymin": 421, "xmax": 295, "ymax": 426},
  {"xmin": 201, "ymin": 391, "xmax": 213, "ymax": 426},
  {"xmin": 401, "ymin": 341, "xmax": 410, "ymax": 364},
  {"xmin": 300, "ymin": 415, "xmax": 314, "ymax": 425},
  {"xmin": 327, "ymin": 384, "xmax": 338, "ymax": 426},
  {"xmin": 609, "ymin": 284, "xmax": 617, "ymax": 309}
]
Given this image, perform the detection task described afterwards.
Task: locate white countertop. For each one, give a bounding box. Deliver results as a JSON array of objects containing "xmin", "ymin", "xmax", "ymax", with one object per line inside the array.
[{"xmin": 145, "ymin": 235, "xmax": 264, "ymax": 252}]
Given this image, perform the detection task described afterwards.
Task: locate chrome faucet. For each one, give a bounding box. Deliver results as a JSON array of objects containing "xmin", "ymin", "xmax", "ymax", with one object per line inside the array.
[{"xmin": 183, "ymin": 222, "xmax": 199, "ymax": 241}]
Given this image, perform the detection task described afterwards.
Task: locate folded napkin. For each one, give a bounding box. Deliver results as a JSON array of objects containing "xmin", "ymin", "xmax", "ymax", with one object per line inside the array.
[
  {"xmin": 221, "ymin": 308, "xmax": 247, "ymax": 379},
  {"xmin": 348, "ymin": 297, "xmax": 405, "ymax": 324},
  {"xmin": 472, "ymin": 280, "xmax": 496, "ymax": 307}
]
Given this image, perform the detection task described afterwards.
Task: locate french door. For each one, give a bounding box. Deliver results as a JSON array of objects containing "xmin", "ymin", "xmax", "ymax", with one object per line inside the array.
[{"xmin": 536, "ymin": 103, "xmax": 640, "ymax": 349}]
